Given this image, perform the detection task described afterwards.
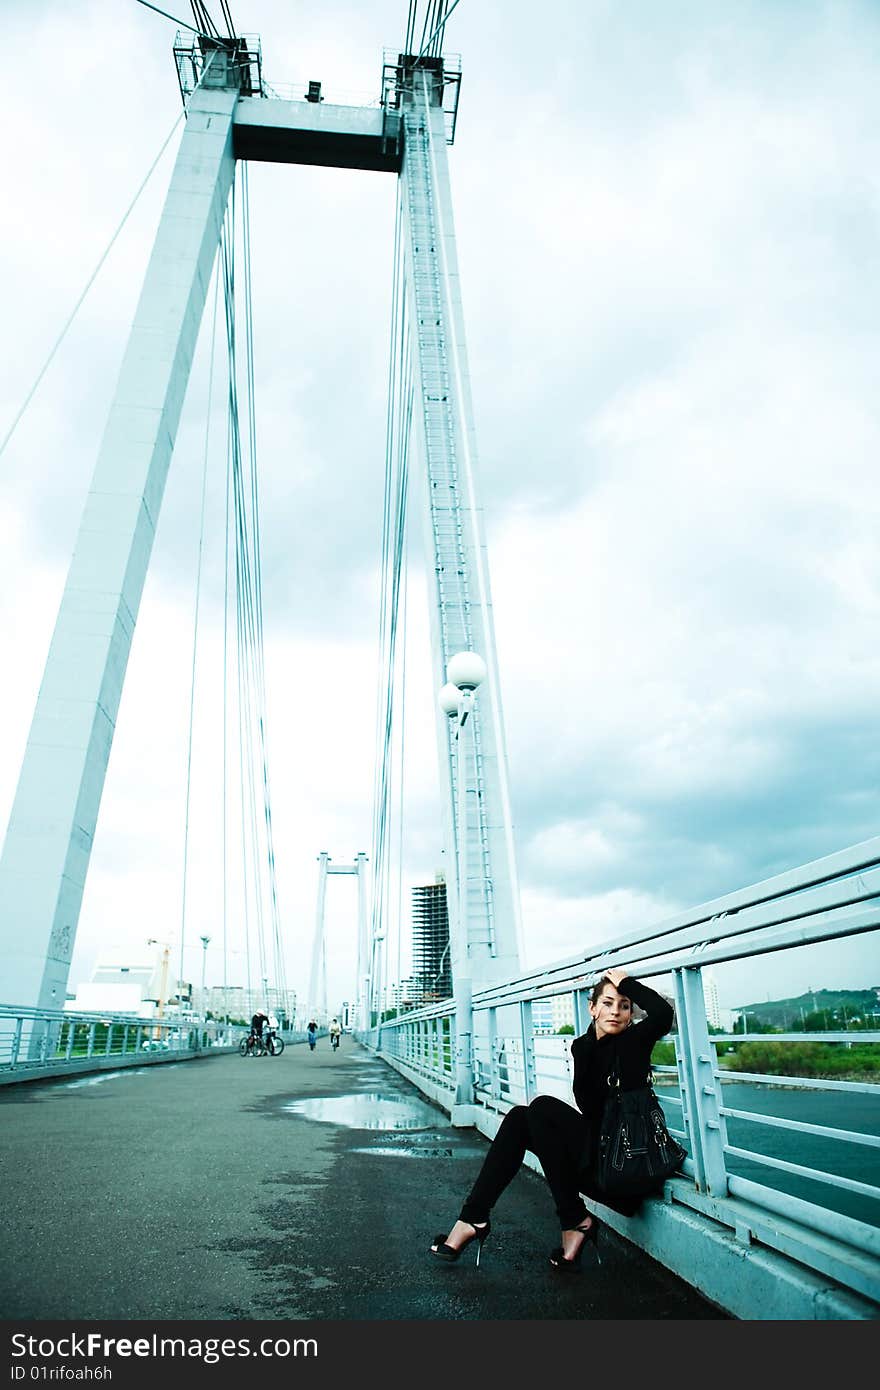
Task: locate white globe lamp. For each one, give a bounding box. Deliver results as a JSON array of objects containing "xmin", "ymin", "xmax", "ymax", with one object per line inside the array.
[
  {"xmin": 438, "ymin": 682, "xmax": 462, "ymax": 716},
  {"xmin": 447, "ymin": 650, "xmax": 487, "ymax": 691}
]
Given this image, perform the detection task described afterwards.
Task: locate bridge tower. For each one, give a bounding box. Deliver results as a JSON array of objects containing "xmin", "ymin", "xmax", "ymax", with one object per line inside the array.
[
  {"xmin": 309, "ymin": 853, "xmax": 370, "ymax": 1029},
  {"xmin": 0, "ymin": 21, "xmax": 522, "ymax": 1027}
]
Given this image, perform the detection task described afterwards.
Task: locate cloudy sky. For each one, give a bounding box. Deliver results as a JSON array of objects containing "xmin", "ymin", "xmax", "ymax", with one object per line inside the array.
[{"xmin": 1, "ymin": 0, "xmax": 879, "ymax": 1019}]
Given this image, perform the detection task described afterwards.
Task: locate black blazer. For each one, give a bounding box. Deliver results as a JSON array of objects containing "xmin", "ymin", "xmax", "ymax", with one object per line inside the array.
[{"xmin": 570, "ymin": 977, "xmax": 674, "ymax": 1135}]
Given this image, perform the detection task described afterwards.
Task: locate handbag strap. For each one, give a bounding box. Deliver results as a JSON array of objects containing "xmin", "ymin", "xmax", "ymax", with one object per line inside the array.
[{"xmin": 607, "ymin": 1057, "xmax": 655, "ymax": 1091}]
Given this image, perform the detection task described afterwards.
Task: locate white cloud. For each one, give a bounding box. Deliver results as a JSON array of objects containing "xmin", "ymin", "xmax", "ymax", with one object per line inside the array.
[
  {"xmin": 2, "ymin": 0, "xmax": 879, "ymax": 1016},
  {"xmin": 519, "ymin": 885, "xmax": 684, "ymax": 974}
]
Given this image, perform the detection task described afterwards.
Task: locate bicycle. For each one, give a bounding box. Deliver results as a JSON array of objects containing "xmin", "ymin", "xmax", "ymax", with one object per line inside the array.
[
  {"xmin": 263, "ymin": 1029, "xmax": 285, "ymax": 1056},
  {"xmin": 239, "ymin": 1034, "xmax": 266, "ymax": 1057}
]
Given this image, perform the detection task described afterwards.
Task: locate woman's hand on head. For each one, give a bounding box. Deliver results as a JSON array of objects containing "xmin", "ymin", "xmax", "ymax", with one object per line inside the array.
[{"xmin": 603, "ymin": 968, "xmax": 630, "ymax": 989}]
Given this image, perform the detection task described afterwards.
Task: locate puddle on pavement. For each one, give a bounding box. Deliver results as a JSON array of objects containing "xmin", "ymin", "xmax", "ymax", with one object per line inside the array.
[
  {"xmin": 58, "ymin": 1069, "xmax": 152, "ymax": 1089},
  {"xmin": 282, "ymin": 1091, "xmax": 440, "ymax": 1130},
  {"xmin": 350, "ymin": 1145, "xmax": 485, "ymax": 1159}
]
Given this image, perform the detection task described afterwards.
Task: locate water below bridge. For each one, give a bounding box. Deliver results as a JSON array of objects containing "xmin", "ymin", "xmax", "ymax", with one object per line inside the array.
[{"xmin": 0, "ymin": 1039, "xmax": 726, "ymax": 1321}]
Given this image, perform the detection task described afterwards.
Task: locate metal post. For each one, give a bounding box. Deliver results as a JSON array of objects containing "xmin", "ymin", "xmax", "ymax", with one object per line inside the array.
[
  {"xmin": 452, "ymin": 689, "xmax": 474, "ymax": 1120},
  {"xmin": 200, "ymin": 935, "xmax": 210, "ymax": 1019},
  {"xmin": 487, "ymin": 1004, "xmax": 501, "ymax": 1102},
  {"xmin": 519, "ymin": 999, "xmax": 536, "ymax": 1103},
  {"xmin": 439, "ymin": 653, "xmax": 487, "ymax": 1122},
  {"xmin": 574, "ymin": 987, "xmax": 592, "ymax": 1037},
  {"xmin": 675, "ymin": 966, "xmax": 729, "ymax": 1197}
]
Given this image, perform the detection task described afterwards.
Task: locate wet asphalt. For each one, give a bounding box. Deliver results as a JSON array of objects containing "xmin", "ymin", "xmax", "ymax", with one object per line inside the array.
[{"xmin": 0, "ymin": 1039, "xmax": 727, "ymax": 1320}]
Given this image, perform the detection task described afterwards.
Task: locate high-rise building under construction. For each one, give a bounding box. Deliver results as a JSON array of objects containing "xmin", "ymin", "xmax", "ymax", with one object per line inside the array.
[{"xmin": 411, "ymin": 875, "xmax": 451, "ymax": 1004}]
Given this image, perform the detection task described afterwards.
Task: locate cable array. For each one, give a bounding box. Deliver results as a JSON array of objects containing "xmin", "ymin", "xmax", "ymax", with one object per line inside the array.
[
  {"xmin": 217, "ymin": 165, "xmax": 289, "ymax": 1020},
  {"xmin": 176, "ymin": 258, "xmax": 222, "ymax": 999},
  {"xmin": 369, "ymin": 181, "xmax": 416, "ymax": 1021},
  {"xmin": 405, "ymin": 1, "xmax": 460, "ymax": 61}
]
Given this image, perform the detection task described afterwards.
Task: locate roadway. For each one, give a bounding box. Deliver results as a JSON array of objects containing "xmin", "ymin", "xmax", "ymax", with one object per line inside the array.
[{"xmin": 0, "ymin": 1038, "xmax": 727, "ymax": 1320}]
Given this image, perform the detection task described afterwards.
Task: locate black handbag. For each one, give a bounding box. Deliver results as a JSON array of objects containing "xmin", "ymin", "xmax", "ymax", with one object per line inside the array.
[{"xmin": 596, "ymin": 1068, "xmax": 687, "ymax": 1196}]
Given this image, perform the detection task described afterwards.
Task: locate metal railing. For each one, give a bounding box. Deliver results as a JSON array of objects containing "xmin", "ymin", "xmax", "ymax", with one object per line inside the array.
[
  {"xmin": 0, "ymin": 1008, "xmax": 323, "ymax": 1081},
  {"xmin": 362, "ymin": 834, "xmax": 880, "ymax": 1313},
  {"xmin": 0, "ymin": 1007, "xmax": 244, "ymax": 1080}
]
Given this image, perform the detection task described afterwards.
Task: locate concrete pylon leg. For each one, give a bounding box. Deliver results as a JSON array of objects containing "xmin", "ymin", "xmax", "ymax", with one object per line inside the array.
[
  {"xmin": 0, "ymin": 86, "xmax": 239, "ymax": 1014},
  {"xmin": 399, "ymin": 73, "xmax": 523, "ymax": 997}
]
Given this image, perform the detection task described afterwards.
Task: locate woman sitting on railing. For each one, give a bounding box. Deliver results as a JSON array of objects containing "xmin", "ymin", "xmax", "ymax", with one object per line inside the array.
[{"xmin": 430, "ymin": 968, "xmax": 674, "ymax": 1269}]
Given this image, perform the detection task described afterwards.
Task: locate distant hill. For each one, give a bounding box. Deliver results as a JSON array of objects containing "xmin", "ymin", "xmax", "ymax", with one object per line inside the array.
[{"xmin": 736, "ymin": 988, "xmax": 880, "ymax": 1031}]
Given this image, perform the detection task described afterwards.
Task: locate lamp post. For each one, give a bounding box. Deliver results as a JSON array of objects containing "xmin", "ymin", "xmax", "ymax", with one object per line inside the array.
[
  {"xmin": 439, "ymin": 649, "xmax": 487, "ymax": 1119},
  {"xmin": 199, "ymin": 935, "xmax": 210, "ymax": 1019},
  {"xmin": 146, "ymin": 938, "xmax": 170, "ymax": 1040}
]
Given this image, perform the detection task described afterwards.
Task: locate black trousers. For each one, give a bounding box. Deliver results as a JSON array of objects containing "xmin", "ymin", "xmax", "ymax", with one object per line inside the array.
[{"xmin": 459, "ymin": 1095, "xmax": 642, "ymax": 1230}]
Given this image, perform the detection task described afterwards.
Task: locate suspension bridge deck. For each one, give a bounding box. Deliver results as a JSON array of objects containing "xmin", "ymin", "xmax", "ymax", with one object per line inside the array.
[{"xmin": 0, "ymin": 1040, "xmax": 724, "ymax": 1321}]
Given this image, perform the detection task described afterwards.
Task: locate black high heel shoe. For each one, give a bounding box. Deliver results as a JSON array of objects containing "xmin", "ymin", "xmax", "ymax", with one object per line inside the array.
[
  {"xmin": 431, "ymin": 1219, "xmax": 491, "ymax": 1267},
  {"xmin": 549, "ymin": 1216, "xmax": 601, "ymax": 1270}
]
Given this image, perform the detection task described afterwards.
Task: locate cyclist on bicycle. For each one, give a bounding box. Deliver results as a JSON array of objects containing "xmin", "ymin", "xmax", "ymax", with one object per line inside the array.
[
  {"xmin": 329, "ymin": 1018, "xmax": 342, "ymax": 1050},
  {"xmin": 250, "ymin": 1009, "xmax": 269, "ymax": 1046},
  {"xmin": 262, "ymin": 1013, "xmax": 282, "ymax": 1054}
]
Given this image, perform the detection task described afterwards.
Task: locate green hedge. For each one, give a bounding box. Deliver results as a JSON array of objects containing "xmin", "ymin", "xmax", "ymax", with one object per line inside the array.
[
  {"xmin": 722, "ymin": 1040, "xmax": 880, "ymax": 1080},
  {"xmin": 649, "ymin": 1038, "xmax": 879, "ymax": 1080}
]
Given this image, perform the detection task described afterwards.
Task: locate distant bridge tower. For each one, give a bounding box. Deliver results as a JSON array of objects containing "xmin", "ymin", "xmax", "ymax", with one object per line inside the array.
[
  {"xmin": 309, "ymin": 852, "xmax": 369, "ymax": 1027},
  {"xmin": 0, "ymin": 26, "xmax": 521, "ymax": 1021}
]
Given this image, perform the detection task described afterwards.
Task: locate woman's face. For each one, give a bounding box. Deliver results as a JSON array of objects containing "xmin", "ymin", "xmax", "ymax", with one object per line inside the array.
[{"xmin": 589, "ymin": 982, "xmax": 633, "ymax": 1039}]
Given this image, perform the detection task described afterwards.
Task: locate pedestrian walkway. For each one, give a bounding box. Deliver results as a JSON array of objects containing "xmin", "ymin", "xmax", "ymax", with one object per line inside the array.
[{"xmin": 0, "ymin": 1038, "xmax": 726, "ymax": 1319}]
